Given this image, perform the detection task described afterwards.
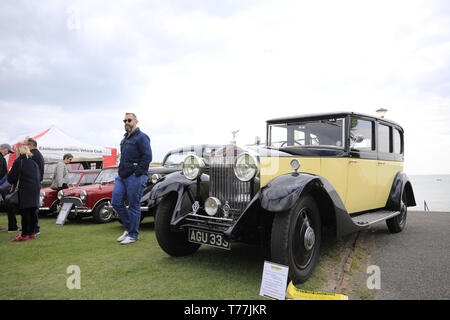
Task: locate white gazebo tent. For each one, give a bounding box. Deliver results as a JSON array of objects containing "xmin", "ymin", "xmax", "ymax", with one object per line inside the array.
[{"xmin": 7, "ymin": 125, "xmax": 117, "ymax": 170}]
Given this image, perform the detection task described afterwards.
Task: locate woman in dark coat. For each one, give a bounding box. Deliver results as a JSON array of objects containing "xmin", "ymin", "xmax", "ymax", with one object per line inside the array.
[{"xmin": 7, "ymin": 145, "xmax": 40, "ymax": 242}]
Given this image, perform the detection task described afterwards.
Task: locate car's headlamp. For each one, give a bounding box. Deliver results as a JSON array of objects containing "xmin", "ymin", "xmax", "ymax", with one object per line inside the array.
[
  {"xmin": 151, "ymin": 174, "xmax": 162, "ymax": 184},
  {"xmin": 57, "ymin": 190, "xmax": 63, "ymax": 200},
  {"xmin": 182, "ymin": 155, "xmax": 206, "ymax": 180},
  {"xmin": 205, "ymin": 197, "xmax": 221, "ymax": 216},
  {"xmin": 40, "ymin": 192, "xmax": 46, "ymax": 201},
  {"xmin": 80, "ymin": 190, "xmax": 87, "ymax": 201},
  {"xmin": 234, "ymin": 152, "xmax": 259, "ymax": 182}
]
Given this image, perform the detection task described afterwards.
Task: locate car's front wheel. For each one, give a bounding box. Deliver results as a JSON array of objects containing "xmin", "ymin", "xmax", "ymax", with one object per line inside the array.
[
  {"xmin": 155, "ymin": 193, "xmax": 200, "ymax": 257},
  {"xmin": 93, "ymin": 200, "xmax": 115, "ymax": 223},
  {"xmin": 270, "ymin": 195, "xmax": 321, "ymax": 285}
]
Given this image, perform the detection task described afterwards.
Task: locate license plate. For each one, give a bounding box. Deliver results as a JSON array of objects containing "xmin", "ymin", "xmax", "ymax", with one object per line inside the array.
[{"xmin": 188, "ymin": 228, "xmax": 231, "ymax": 250}]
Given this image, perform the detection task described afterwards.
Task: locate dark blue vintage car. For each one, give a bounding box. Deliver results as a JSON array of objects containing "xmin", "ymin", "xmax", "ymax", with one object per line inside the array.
[{"xmin": 139, "ymin": 144, "xmax": 223, "ymax": 222}]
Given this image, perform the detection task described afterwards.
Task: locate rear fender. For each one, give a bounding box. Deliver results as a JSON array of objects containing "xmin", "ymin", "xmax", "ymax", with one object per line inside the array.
[{"xmin": 385, "ymin": 172, "xmax": 416, "ymax": 210}]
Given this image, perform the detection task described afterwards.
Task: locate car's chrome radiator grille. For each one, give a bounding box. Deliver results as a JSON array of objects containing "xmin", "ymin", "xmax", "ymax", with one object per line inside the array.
[
  {"xmin": 209, "ymin": 155, "xmax": 252, "ymax": 219},
  {"xmin": 62, "ymin": 197, "xmax": 83, "ymax": 208}
]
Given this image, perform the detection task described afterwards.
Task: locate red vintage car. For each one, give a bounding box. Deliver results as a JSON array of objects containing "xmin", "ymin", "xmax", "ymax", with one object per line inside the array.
[
  {"xmin": 57, "ymin": 166, "xmax": 119, "ymax": 223},
  {"xmin": 39, "ymin": 169, "xmax": 101, "ymax": 215}
]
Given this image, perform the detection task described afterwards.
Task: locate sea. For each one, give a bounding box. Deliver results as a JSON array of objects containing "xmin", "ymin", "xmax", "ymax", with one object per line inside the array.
[{"xmin": 408, "ymin": 175, "xmax": 450, "ymax": 212}]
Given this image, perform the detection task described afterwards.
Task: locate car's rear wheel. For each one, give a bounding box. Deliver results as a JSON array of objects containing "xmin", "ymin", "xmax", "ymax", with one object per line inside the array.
[
  {"xmin": 270, "ymin": 195, "xmax": 321, "ymax": 285},
  {"xmin": 386, "ymin": 192, "xmax": 407, "ymax": 233},
  {"xmin": 155, "ymin": 193, "xmax": 200, "ymax": 257}
]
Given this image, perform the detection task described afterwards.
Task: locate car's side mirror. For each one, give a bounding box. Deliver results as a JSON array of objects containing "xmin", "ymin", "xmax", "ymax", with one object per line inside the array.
[
  {"xmin": 351, "ymin": 134, "xmax": 365, "ymax": 144},
  {"xmin": 350, "ymin": 134, "xmax": 365, "ymax": 149}
]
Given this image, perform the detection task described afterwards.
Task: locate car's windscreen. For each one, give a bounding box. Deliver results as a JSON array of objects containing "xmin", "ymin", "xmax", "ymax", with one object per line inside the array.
[
  {"xmin": 68, "ymin": 172, "xmax": 82, "ymax": 186},
  {"xmin": 94, "ymin": 168, "xmax": 118, "ymax": 184},
  {"xmin": 79, "ymin": 172, "xmax": 100, "ymax": 186},
  {"xmin": 269, "ymin": 118, "xmax": 345, "ymax": 148}
]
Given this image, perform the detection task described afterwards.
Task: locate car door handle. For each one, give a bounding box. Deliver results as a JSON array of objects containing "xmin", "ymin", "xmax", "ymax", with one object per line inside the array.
[
  {"xmin": 378, "ymin": 161, "xmax": 386, "ymax": 165},
  {"xmin": 349, "ymin": 160, "xmax": 358, "ymax": 164}
]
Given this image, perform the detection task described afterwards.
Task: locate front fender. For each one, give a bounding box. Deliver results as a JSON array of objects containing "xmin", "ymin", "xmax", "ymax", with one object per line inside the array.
[
  {"xmin": 260, "ymin": 172, "xmax": 362, "ymax": 238},
  {"xmin": 150, "ymin": 172, "xmax": 193, "ymax": 201},
  {"xmin": 260, "ymin": 173, "xmax": 340, "ymax": 212},
  {"xmin": 150, "ymin": 171, "xmax": 209, "ymax": 220},
  {"xmin": 260, "ymin": 173, "xmax": 314, "ymax": 212}
]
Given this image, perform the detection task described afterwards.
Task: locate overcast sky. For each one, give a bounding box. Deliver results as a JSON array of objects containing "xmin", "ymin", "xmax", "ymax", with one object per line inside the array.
[{"xmin": 1, "ymin": 0, "xmax": 450, "ymax": 174}]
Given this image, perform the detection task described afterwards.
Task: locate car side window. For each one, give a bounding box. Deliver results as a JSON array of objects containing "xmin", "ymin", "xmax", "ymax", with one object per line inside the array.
[
  {"xmin": 378, "ymin": 124, "xmax": 391, "ymax": 153},
  {"xmin": 350, "ymin": 118, "xmax": 373, "ymax": 151},
  {"xmin": 393, "ymin": 128, "xmax": 402, "ymax": 154}
]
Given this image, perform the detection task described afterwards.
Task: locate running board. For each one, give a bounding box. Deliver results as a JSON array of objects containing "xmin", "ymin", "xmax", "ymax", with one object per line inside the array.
[{"xmin": 351, "ymin": 210, "xmax": 400, "ymax": 227}]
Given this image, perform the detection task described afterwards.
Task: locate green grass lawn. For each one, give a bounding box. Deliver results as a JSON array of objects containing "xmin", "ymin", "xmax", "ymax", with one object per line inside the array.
[{"xmin": 0, "ymin": 212, "xmax": 345, "ymax": 300}]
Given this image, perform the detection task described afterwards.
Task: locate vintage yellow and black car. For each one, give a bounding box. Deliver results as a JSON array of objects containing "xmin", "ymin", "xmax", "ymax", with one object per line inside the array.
[{"xmin": 151, "ymin": 112, "xmax": 416, "ymax": 284}]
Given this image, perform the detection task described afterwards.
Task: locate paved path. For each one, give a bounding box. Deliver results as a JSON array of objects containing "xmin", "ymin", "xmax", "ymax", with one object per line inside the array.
[{"xmin": 368, "ymin": 211, "xmax": 450, "ymax": 300}]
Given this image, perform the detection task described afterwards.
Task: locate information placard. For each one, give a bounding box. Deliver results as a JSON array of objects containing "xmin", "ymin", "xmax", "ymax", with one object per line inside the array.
[
  {"xmin": 55, "ymin": 202, "xmax": 73, "ymax": 225},
  {"xmin": 259, "ymin": 261, "xmax": 289, "ymax": 300}
]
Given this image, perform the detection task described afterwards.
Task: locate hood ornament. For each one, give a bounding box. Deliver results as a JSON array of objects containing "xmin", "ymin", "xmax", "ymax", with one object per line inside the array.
[{"xmin": 231, "ymin": 130, "xmax": 239, "ymax": 145}]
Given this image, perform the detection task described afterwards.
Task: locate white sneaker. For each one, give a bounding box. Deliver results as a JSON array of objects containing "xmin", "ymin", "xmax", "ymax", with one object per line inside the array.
[
  {"xmin": 120, "ymin": 236, "xmax": 137, "ymax": 245},
  {"xmin": 117, "ymin": 231, "xmax": 128, "ymax": 242}
]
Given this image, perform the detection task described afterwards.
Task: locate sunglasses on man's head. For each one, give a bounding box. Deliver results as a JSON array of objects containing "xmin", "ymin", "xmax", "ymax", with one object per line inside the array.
[{"xmin": 123, "ymin": 119, "xmax": 134, "ymax": 123}]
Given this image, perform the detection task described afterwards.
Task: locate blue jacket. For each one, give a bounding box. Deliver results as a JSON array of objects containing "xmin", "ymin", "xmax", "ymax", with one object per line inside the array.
[{"xmin": 119, "ymin": 127, "xmax": 152, "ymax": 178}]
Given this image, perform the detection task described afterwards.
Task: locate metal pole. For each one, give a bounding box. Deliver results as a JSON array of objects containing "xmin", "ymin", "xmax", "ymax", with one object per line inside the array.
[{"xmin": 424, "ymin": 200, "xmax": 430, "ymax": 212}]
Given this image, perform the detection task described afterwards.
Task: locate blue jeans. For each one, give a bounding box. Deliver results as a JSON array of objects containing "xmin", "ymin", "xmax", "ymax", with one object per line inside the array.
[{"xmin": 111, "ymin": 174, "xmax": 147, "ymax": 239}]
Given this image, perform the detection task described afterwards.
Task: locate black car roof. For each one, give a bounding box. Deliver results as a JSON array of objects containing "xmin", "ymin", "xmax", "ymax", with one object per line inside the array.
[
  {"xmin": 162, "ymin": 144, "xmax": 224, "ymax": 165},
  {"xmin": 165, "ymin": 144, "xmax": 224, "ymax": 155},
  {"xmin": 266, "ymin": 111, "xmax": 403, "ymax": 129}
]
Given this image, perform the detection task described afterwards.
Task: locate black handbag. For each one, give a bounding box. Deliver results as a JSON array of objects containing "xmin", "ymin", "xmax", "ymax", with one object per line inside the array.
[
  {"xmin": 4, "ymin": 188, "xmax": 19, "ymax": 205},
  {"xmin": 4, "ymin": 159, "xmax": 22, "ymax": 206}
]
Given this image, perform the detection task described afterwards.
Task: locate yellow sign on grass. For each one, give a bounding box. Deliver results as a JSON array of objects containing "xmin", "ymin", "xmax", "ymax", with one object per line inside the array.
[{"xmin": 286, "ymin": 282, "xmax": 349, "ymax": 300}]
